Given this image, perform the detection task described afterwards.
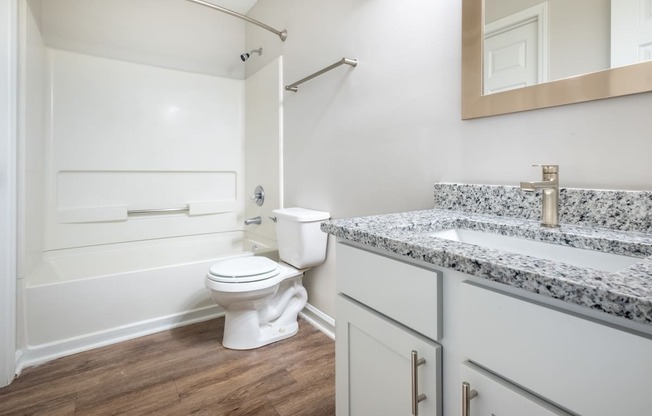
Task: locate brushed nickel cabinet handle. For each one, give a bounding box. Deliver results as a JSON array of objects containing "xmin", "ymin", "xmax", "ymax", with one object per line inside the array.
[
  {"xmin": 411, "ymin": 350, "xmax": 427, "ymax": 416},
  {"xmin": 462, "ymin": 381, "xmax": 478, "ymax": 416}
]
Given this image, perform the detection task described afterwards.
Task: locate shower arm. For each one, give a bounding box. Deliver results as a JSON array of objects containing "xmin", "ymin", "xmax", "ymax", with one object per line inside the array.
[{"xmin": 185, "ymin": 0, "xmax": 287, "ymax": 41}]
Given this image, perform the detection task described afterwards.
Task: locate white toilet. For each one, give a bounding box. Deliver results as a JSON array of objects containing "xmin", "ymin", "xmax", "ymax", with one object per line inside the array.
[{"xmin": 205, "ymin": 207, "xmax": 330, "ymax": 350}]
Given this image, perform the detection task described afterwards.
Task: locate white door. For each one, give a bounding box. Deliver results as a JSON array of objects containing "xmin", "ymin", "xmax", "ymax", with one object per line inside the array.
[
  {"xmin": 460, "ymin": 362, "xmax": 573, "ymax": 416},
  {"xmin": 611, "ymin": 0, "xmax": 652, "ymax": 67},
  {"xmin": 336, "ymin": 295, "xmax": 442, "ymax": 416},
  {"xmin": 484, "ymin": 3, "xmax": 548, "ymax": 94}
]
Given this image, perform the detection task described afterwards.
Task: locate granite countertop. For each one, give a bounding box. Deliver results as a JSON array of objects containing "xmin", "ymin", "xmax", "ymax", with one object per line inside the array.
[{"xmin": 322, "ymin": 208, "xmax": 652, "ymax": 326}]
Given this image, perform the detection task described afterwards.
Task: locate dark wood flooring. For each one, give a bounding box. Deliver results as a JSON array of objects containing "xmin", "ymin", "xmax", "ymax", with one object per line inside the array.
[{"xmin": 0, "ymin": 318, "xmax": 335, "ymax": 416}]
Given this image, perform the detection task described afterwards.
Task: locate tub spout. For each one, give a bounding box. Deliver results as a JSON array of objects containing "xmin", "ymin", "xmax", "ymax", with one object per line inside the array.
[{"xmin": 244, "ymin": 216, "xmax": 262, "ymax": 225}]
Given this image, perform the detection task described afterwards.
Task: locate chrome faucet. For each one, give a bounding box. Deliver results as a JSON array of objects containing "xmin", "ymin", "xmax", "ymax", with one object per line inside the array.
[
  {"xmin": 520, "ymin": 164, "xmax": 560, "ymax": 228},
  {"xmin": 244, "ymin": 216, "xmax": 262, "ymax": 226}
]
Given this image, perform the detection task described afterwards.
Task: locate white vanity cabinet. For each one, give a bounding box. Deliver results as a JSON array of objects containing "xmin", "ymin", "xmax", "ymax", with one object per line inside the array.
[
  {"xmin": 336, "ymin": 296, "xmax": 441, "ymax": 416},
  {"xmin": 460, "ymin": 281, "xmax": 652, "ymax": 415},
  {"xmin": 334, "ymin": 241, "xmax": 652, "ymax": 416},
  {"xmin": 336, "ymin": 243, "xmax": 443, "ymax": 416},
  {"xmin": 460, "ymin": 361, "xmax": 572, "ymax": 416}
]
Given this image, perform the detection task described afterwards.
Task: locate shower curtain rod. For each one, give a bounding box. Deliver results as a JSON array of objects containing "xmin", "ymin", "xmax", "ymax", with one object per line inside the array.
[{"xmin": 185, "ymin": 0, "xmax": 287, "ymax": 41}]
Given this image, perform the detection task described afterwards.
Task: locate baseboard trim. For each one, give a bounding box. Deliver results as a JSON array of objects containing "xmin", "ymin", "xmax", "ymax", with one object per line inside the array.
[
  {"xmin": 16, "ymin": 303, "xmax": 333, "ymax": 374},
  {"xmin": 16, "ymin": 305, "xmax": 224, "ymax": 373},
  {"xmin": 300, "ymin": 303, "xmax": 335, "ymax": 340}
]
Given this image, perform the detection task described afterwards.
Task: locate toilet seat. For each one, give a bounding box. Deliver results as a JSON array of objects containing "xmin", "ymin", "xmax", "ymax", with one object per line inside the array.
[
  {"xmin": 207, "ymin": 256, "xmax": 281, "ymax": 283},
  {"xmin": 205, "ymin": 260, "xmax": 303, "ymax": 293}
]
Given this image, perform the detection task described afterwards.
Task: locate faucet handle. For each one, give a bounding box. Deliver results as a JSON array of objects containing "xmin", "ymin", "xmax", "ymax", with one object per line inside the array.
[
  {"xmin": 532, "ymin": 164, "xmax": 559, "ymax": 174},
  {"xmin": 250, "ymin": 185, "xmax": 265, "ymax": 206}
]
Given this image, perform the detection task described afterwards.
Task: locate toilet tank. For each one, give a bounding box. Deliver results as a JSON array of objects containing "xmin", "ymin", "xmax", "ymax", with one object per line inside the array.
[{"xmin": 272, "ymin": 207, "xmax": 331, "ymax": 269}]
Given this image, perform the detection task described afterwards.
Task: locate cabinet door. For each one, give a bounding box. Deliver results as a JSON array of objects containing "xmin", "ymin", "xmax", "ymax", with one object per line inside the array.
[
  {"xmin": 336, "ymin": 295, "xmax": 441, "ymax": 416},
  {"xmin": 460, "ymin": 362, "xmax": 572, "ymax": 416},
  {"xmin": 460, "ymin": 281, "xmax": 652, "ymax": 415}
]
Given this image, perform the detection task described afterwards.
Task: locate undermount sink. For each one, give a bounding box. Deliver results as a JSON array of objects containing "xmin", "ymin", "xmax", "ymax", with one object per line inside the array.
[{"xmin": 427, "ymin": 228, "xmax": 640, "ymax": 272}]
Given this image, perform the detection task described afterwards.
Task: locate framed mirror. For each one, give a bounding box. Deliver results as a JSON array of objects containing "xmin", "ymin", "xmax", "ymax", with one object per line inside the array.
[{"xmin": 462, "ymin": 0, "xmax": 652, "ymax": 119}]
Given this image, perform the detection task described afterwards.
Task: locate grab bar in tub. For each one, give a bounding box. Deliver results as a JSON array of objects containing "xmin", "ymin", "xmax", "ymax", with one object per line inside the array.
[
  {"xmin": 127, "ymin": 206, "xmax": 190, "ymax": 215},
  {"xmin": 57, "ymin": 202, "xmax": 237, "ymax": 223}
]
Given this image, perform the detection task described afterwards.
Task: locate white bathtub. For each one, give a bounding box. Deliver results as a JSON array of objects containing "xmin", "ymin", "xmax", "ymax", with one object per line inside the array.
[{"xmin": 19, "ymin": 232, "xmax": 276, "ymax": 369}]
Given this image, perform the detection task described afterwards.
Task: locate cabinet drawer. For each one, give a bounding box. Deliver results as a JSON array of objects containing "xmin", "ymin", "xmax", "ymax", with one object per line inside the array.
[
  {"xmin": 461, "ymin": 362, "xmax": 571, "ymax": 416},
  {"xmin": 336, "ymin": 243, "xmax": 442, "ymax": 340},
  {"xmin": 336, "ymin": 295, "xmax": 442, "ymax": 416},
  {"xmin": 460, "ymin": 281, "xmax": 652, "ymax": 415}
]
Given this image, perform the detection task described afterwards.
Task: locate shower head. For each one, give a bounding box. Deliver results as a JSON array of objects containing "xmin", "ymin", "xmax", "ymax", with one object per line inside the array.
[{"xmin": 240, "ymin": 47, "xmax": 263, "ymax": 62}]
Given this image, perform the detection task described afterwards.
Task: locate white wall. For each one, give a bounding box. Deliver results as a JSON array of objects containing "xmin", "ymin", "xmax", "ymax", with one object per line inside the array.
[
  {"xmin": 0, "ymin": 0, "xmax": 18, "ymax": 388},
  {"xmin": 246, "ymin": 0, "xmax": 652, "ymax": 318}
]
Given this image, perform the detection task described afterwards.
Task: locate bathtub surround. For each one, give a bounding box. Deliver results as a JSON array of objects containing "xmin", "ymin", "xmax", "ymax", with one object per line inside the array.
[
  {"xmin": 322, "ymin": 183, "xmax": 652, "ymax": 328},
  {"xmin": 43, "ymin": 49, "xmax": 244, "ymax": 248},
  {"xmin": 17, "ymin": 43, "xmax": 247, "ymax": 367},
  {"xmin": 18, "ymin": 0, "xmax": 45, "ymax": 279},
  {"xmin": 18, "ymin": 0, "xmax": 249, "ymax": 262},
  {"xmin": 13, "ymin": 0, "xmax": 289, "ymax": 375},
  {"xmin": 245, "ymin": 56, "xmax": 283, "ymax": 243}
]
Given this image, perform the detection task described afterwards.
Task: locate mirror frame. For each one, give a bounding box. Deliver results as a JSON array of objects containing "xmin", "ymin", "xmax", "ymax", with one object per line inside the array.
[{"xmin": 462, "ymin": 0, "xmax": 652, "ymax": 119}]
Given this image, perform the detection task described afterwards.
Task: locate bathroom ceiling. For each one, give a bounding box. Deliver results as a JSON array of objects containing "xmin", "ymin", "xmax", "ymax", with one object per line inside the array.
[
  {"xmin": 35, "ymin": 0, "xmax": 254, "ymax": 79},
  {"xmin": 217, "ymin": 0, "xmax": 259, "ymax": 14}
]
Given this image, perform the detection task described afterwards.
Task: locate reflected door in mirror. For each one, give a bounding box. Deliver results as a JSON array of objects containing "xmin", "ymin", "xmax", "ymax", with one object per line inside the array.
[
  {"xmin": 484, "ymin": 4, "xmax": 547, "ymax": 94},
  {"xmin": 612, "ymin": 0, "xmax": 652, "ymax": 67}
]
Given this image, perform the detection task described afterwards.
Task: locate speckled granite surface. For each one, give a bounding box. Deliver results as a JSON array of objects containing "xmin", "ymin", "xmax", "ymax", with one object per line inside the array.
[
  {"xmin": 323, "ymin": 184, "xmax": 652, "ymax": 326},
  {"xmin": 433, "ymin": 183, "xmax": 652, "ymax": 233}
]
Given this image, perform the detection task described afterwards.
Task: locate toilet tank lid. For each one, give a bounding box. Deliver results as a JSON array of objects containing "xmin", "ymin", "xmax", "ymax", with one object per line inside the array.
[{"xmin": 272, "ymin": 207, "xmax": 330, "ymax": 222}]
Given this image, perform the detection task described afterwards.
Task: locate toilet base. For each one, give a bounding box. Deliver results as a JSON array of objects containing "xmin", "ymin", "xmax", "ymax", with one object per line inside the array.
[
  {"xmin": 223, "ymin": 320, "xmax": 299, "ymax": 350},
  {"xmin": 220, "ymin": 276, "xmax": 307, "ymax": 350}
]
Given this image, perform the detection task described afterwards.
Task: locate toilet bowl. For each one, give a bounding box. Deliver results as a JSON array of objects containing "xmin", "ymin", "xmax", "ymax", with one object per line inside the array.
[
  {"xmin": 205, "ymin": 256, "xmax": 307, "ymax": 349},
  {"xmin": 205, "ymin": 207, "xmax": 330, "ymax": 350}
]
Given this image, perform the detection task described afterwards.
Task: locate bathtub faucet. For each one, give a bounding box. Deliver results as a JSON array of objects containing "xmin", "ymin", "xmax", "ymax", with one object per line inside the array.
[{"xmin": 244, "ymin": 216, "xmax": 262, "ymax": 226}]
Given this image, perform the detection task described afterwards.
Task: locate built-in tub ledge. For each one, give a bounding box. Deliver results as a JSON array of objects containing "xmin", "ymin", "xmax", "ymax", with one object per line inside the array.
[{"xmin": 321, "ymin": 184, "xmax": 652, "ymax": 329}]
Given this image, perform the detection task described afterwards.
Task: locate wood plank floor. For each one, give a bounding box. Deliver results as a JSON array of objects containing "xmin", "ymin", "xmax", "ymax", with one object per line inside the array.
[{"xmin": 0, "ymin": 318, "xmax": 335, "ymax": 416}]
